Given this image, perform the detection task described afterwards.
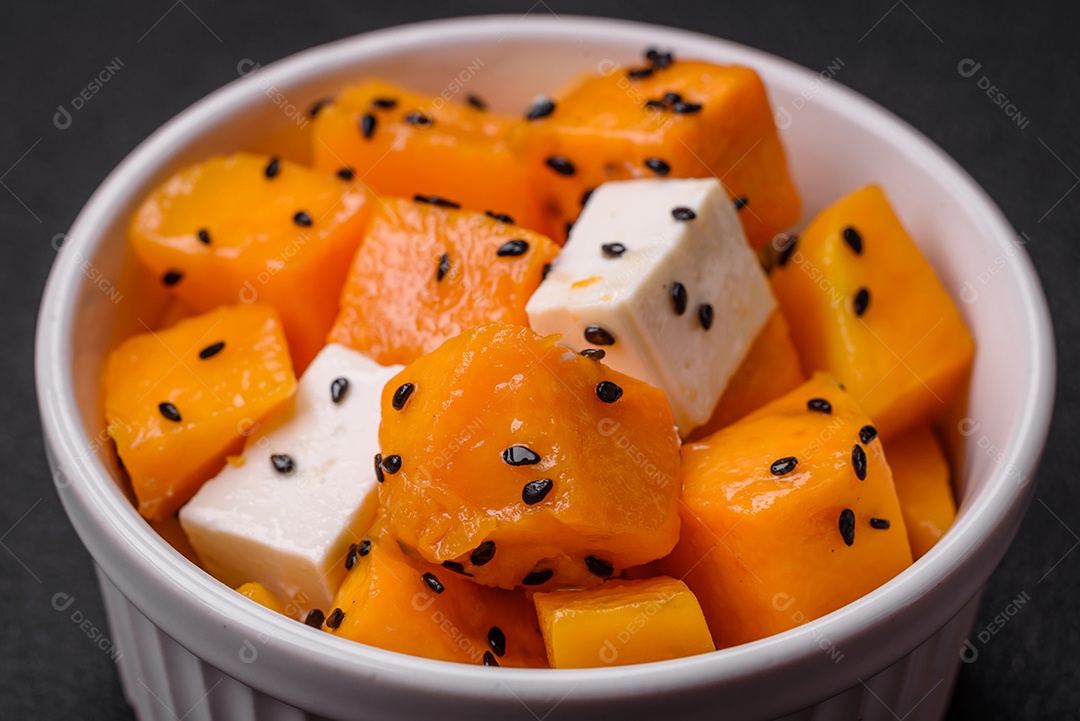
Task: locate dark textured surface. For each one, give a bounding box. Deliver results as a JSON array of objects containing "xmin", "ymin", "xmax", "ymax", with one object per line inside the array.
[{"xmin": 2, "ymin": 1, "xmax": 1077, "ymax": 719}]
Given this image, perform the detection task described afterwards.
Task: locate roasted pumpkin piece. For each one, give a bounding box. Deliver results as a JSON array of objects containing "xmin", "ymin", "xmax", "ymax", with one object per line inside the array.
[
  {"xmin": 515, "ymin": 55, "xmax": 799, "ymax": 245},
  {"xmin": 103, "ymin": 304, "xmax": 296, "ymax": 521},
  {"xmin": 885, "ymin": 425, "xmax": 957, "ymax": 559},
  {"xmin": 533, "ymin": 577, "xmax": 714, "ymax": 668},
  {"xmin": 661, "ymin": 373, "xmax": 912, "ymax": 649},
  {"xmin": 236, "ymin": 582, "xmax": 287, "ymax": 614},
  {"xmin": 770, "ymin": 185, "xmax": 975, "ymax": 438},
  {"xmin": 329, "ymin": 197, "xmax": 560, "ymax": 366},
  {"xmin": 689, "ymin": 309, "xmax": 805, "ymax": 440},
  {"xmin": 311, "ymin": 79, "xmax": 550, "ymax": 236},
  {"xmin": 378, "ymin": 323, "xmax": 682, "ymax": 591},
  {"xmin": 324, "ymin": 529, "xmax": 547, "ymax": 667},
  {"xmin": 128, "ymin": 152, "xmax": 371, "ymax": 371}
]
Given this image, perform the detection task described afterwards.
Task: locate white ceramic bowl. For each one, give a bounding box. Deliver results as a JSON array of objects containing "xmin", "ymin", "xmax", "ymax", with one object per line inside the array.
[{"xmin": 36, "ymin": 15, "xmax": 1054, "ymax": 721}]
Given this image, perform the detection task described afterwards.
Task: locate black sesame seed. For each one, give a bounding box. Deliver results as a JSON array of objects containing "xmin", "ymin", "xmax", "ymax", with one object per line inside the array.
[
  {"xmin": 853, "ymin": 288, "xmax": 871, "ymax": 317},
  {"xmin": 698, "ymin": 303, "xmax": 714, "ymax": 331},
  {"xmin": 645, "ymin": 47, "xmax": 661, "ymax": 61},
  {"xmin": 158, "ymin": 402, "xmax": 182, "ymax": 423},
  {"xmin": 199, "ymin": 341, "xmax": 225, "ymax": 360},
  {"xmin": 522, "ymin": 569, "xmax": 554, "ymax": 586},
  {"xmin": 672, "ymin": 101, "xmax": 703, "ymax": 114},
  {"xmin": 488, "ymin": 626, "xmax": 506, "ymax": 657},
  {"xmin": 770, "ymin": 456, "xmax": 798, "ymax": 476},
  {"xmin": 545, "ymin": 156, "xmax": 576, "ymax": 176},
  {"xmin": 466, "ymin": 94, "xmax": 487, "ymax": 111},
  {"xmin": 326, "ymin": 607, "xmax": 345, "ymax": 629},
  {"xmin": 733, "ymin": 196, "xmax": 749, "ymax": 211},
  {"xmin": 483, "ymin": 650, "xmax": 500, "ymax": 667},
  {"xmin": 584, "ymin": 326, "xmax": 616, "ymax": 346},
  {"xmin": 293, "ymin": 211, "xmax": 313, "ymax": 227},
  {"xmin": 264, "ymin": 156, "xmax": 281, "ymax": 179},
  {"xmin": 541, "ymin": 263, "xmax": 552, "ymax": 280},
  {"xmin": 670, "ymin": 282, "xmax": 688, "ymax": 315},
  {"xmin": 358, "ymin": 537, "xmax": 371, "ymax": 557},
  {"xmin": 497, "ymin": 239, "xmax": 530, "ymax": 257},
  {"xmin": 197, "ymin": 228, "xmax": 211, "ymax": 245},
  {"xmin": 330, "ymin": 377, "xmax": 350, "ymax": 404},
  {"xmin": 304, "ymin": 609, "xmax": 325, "ymax": 628},
  {"xmin": 870, "ymin": 518, "xmax": 891, "ymax": 530},
  {"xmin": 807, "ymin": 398, "xmax": 832, "ymax": 414},
  {"xmin": 595, "ymin": 381, "xmax": 624, "ymax": 403},
  {"xmin": 522, "ymin": 479, "xmax": 554, "ymax": 505},
  {"xmin": 371, "ymin": 97, "xmax": 398, "ymax": 109},
  {"xmin": 437, "ymin": 253, "xmax": 451, "ymax": 282},
  {"xmin": 852, "ymin": 444, "xmax": 868, "ymax": 481},
  {"xmin": 662, "ymin": 91, "xmax": 682, "ymax": 105},
  {"xmin": 422, "ymin": 572, "xmax": 444, "ymax": 594},
  {"xmin": 414, "ymin": 194, "xmax": 461, "ymax": 209},
  {"xmin": 163, "ymin": 270, "xmax": 183, "ymax": 286},
  {"xmin": 404, "ymin": 111, "xmax": 432, "ymax": 127},
  {"xmin": 503, "ymin": 445, "xmax": 542, "ymax": 466},
  {"xmin": 859, "ymin": 425, "xmax": 878, "ymax": 444},
  {"xmin": 470, "ymin": 541, "xmax": 496, "ymax": 566},
  {"xmin": 580, "ymin": 187, "xmax": 595, "ymax": 206},
  {"xmin": 777, "ymin": 235, "xmax": 798, "ymax": 267},
  {"xmin": 308, "ymin": 98, "xmax": 332, "ymax": 117},
  {"xmin": 345, "ymin": 543, "xmax": 358, "ymax": 571},
  {"xmin": 842, "ymin": 226, "xmax": 864, "ymax": 255},
  {"xmin": 374, "ymin": 453, "xmax": 385, "ymax": 483},
  {"xmin": 839, "ymin": 509, "xmax": 856, "ymax": 546},
  {"xmin": 485, "ymin": 210, "xmax": 515, "ymax": 224},
  {"xmin": 336, "ymin": 167, "xmax": 355, "ymax": 180},
  {"xmin": 671, "ymin": 206, "xmax": 696, "ymax": 221},
  {"xmin": 585, "ymin": 555, "xmax": 614, "ymax": 578},
  {"xmin": 442, "ymin": 560, "xmax": 472, "ymax": 576},
  {"xmin": 580, "ymin": 348, "xmax": 606, "ymax": 360},
  {"xmin": 644, "ymin": 99, "xmax": 667, "ymax": 111},
  {"xmin": 360, "ymin": 113, "xmax": 377, "ymax": 139},
  {"xmin": 381, "ymin": 454, "xmax": 402, "ymax": 475},
  {"xmin": 525, "ymin": 97, "xmax": 555, "ymax": 120},
  {"xmin": 601, "ymin": 242, "xmax": 627, "ymax": 258},
  {"xmin": 627, "ymin": 66, "xmax": 654, "ymax": 79},
  {"xmin": 392, "ymin": 382, "xmax": 415, "ymax": 411},
  {"xmin": 651, "ymin": 51, "xmax": 674, "ymax": 69},
  {"xmin": 271, "ymin": 453, "xmax": 296, "ymax": 476},
  {"xmin": 644, "ymin": 158, "xmax": 671, "ymax": 176}
]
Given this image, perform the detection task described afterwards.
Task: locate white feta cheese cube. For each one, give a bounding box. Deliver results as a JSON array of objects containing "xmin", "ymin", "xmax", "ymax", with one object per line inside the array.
[
  {"xmin": 179, "ymin": 344, "xmax": 401, "ymax": 614},
  {"xmin": 526, "ymin": 178, "xmax": 775, "ymax": 433}
]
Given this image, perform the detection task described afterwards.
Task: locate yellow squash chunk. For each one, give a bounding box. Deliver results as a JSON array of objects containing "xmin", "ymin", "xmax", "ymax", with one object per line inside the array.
[
  {"xmin": 325, "ymin": 529, "xmax": 547, "ymax": 667},
  {"xmin": 236, "ymin": 582, "xmax": 286, "ymax": 614},
  {"xmin": 885, "ymin": 426, "xmax": 957, "ymax": 559},
  {"xmin": 770, "ymin": 185, "xmax": 975, "ymax": 438},
  {"xmin": 129, "ymin": 152, "xmax": 371, "ymax": 371},
  {"xmin": 661, "ymin": 373, "xmax": 912, "ymax": 649},
  {"xmin": 533, "ymin": 577, "xmax": 714, "ymax": 668},
  {"xmin": 103, "ymin": 304, "xmax": 296, "ymax": 521},
  {"xmin": 515, "ymin": 58, "xmax": 799, "ymax": 245}
]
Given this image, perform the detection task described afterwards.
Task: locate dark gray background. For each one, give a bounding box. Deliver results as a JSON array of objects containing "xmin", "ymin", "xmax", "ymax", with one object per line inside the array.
[{"xmin": 3, "ymin": 1, "xmax": 1077, "ymax": 719}]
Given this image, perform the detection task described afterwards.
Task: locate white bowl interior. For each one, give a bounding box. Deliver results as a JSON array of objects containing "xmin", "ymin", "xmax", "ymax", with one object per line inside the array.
[{"xmin": 38, "ymin": 15, "xmax": 1054, "ymax": 719}]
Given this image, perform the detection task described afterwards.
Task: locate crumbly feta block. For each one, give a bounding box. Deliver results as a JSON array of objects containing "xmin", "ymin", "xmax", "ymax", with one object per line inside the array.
[
  {"xmin": 180, "ymin": 344, "xmax": 401, "ymax": 614},
  {"xmin": 526, "ymin": 178, "xmax": 775, "ymax": 433}
]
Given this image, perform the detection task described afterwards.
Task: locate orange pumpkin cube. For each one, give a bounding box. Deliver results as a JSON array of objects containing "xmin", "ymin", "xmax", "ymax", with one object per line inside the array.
[
  {"xmin": 128, "ymin": 153, "xmax": 371, "ymax": 371},
  {"xmin": 324, "ymin": 528, "xmax": 547, "ymax": 667},
  {"xmin": 770, "ymin": 185, "xmax": 975, "ymax": 438},
  {"xmin": 311, "ymin": 79, "xmax": 550, "ymax": 236},
  {"xmin": 661, "ymin": 373, "xmax": 912, "ymax": 649},
  {"xmin": 103, "ymin": 304, "xmax": 296, "ymax": 521},
  {"xmin": 329, "ymin": 198, "xmax": 560, "ymax": 366},
  {"xmin": 533, "ymin": 577, "xmax": 714, "ymax": 668},
  {"xmin": 689, "ymin": 309, "xmax": 805, "ymax": 440},
  {"xmin": 515, "ymin": 57, "xmax": 799, "ymax": 245},
  {"xmin": 378, "ymin": 323, "xmax": 682, "ymax": 591},
  {"xmin": 885, "ymin": 426, "xmax": 957, "ymax": 559}
]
